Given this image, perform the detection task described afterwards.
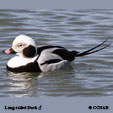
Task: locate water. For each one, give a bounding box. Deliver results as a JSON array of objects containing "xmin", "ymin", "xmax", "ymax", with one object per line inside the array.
[{"xmin": 0, "ymin": 9, "xmax": 113, "ymax": 97}]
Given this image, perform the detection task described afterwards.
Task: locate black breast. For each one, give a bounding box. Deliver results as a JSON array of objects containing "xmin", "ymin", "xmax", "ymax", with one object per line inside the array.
[{"xmin": 7, "ymin": 61, "xmax": 41, "ymax": 73}]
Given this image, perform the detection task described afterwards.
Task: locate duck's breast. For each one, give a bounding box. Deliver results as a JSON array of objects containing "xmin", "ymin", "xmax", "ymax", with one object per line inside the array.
[{"xmin": 7, "ymin": 56, "xmax": 37, "ymax": 68}]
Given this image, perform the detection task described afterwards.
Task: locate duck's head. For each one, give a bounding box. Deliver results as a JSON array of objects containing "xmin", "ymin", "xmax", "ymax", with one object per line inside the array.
[{"xmin": 4, "ymin": 35, "xmax": 37, "ymax": 58}]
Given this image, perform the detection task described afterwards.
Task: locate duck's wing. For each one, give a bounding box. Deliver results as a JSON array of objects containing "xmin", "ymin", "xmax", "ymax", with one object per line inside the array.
[
  {"xmin": 37, "ymin": 45, "xmax": 79, "ymax": 61},
  {"xmin": 39, "ymin": 59, "xmax": 70, "ymax": 72},
  {"xmin": 37, "ymin": 46, "xmax": 73, "ymax": 72},
  {"xmin": 52, "ymin": 49, "xmax": 79, "ymax": 61},
  {"xmin": 37, "ymin": 45, "xmax": 65, "ymax": 55}
]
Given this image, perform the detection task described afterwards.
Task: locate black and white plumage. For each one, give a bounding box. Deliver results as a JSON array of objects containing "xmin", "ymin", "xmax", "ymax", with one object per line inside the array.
[{"xmin": 4, "ymin": 35, "xmax": 110, "ymax": 73}]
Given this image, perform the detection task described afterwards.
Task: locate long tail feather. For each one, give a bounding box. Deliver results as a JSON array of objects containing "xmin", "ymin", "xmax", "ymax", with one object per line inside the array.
[{"xmin": 76, "ymin": 39, "xmax": 111, "ymax": 57}]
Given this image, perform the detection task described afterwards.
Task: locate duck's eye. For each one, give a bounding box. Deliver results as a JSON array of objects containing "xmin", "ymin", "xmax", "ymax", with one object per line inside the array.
[{"xmin": 18, "ymin": 44, "xmax": 22, "ymax": 47}]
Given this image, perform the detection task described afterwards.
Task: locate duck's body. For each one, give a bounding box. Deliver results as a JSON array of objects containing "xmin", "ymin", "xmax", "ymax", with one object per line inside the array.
[
  {"xmin": 7, "ymin": 45, "xmax": 78, "ymax": 72},
  {"xmin": 4, "ymin": 35, "xmax": 109, "ymax": 73}
]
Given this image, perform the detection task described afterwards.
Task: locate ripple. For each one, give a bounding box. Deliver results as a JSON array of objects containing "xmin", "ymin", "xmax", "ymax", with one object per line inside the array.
[{"xmin": 68, "ymin": 21, "xmax": 96, "ymax": 25}]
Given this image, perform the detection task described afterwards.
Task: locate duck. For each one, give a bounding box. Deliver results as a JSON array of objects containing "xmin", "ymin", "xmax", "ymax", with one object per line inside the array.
[{"xmin": 3, "ymin": 35, "xmax": 110, "ymax": 73}]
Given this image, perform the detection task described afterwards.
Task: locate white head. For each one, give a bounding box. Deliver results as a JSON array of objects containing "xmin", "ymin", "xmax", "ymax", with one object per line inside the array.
[{"xmin": 4, "ymin": 35, "xmax": 37, "ymax": 58}]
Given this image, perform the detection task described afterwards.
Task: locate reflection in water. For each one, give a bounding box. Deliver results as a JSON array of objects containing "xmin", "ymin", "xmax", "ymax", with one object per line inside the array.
[
  {"xmin": 7, "ymin": 71, "xmax": 42, "ymax": 97},
  {"xmin": 7, "ymin": 67, "xmax": 75, "ymax": 97}
]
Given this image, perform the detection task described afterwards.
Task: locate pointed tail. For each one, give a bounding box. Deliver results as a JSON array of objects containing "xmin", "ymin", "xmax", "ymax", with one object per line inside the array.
[{"xmin": 76, "ymin": 38, "xmax": 111, "ymax": 57}]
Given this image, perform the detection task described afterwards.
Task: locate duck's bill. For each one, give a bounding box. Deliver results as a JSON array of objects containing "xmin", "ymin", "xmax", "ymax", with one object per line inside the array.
[{"xmin": 3, "ymin": 48, "xmax": 16, "ymax": 54}]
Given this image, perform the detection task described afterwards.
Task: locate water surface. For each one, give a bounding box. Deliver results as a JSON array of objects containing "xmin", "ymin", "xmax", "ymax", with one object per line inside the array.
[{"xmin": 0, "ymin": 9, "xmax": 113, "ymax": 97}]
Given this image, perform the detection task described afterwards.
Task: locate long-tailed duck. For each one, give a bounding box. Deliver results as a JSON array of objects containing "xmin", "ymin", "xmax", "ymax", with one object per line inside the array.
[{"xmin": 3, "ymin": 35, "xmax": 110, "ymax": 73}]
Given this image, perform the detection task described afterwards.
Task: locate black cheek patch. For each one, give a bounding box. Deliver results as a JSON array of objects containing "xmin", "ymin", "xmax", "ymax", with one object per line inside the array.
[{"xmin": 23, "ymin": 45, "xmax": 36, "ymax": 58}]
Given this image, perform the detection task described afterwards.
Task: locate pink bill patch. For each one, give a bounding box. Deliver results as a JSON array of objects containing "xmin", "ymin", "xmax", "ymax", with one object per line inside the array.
[{"xmin": 5, "ymin": 48, "xmax": 11, "ymax": 54}]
